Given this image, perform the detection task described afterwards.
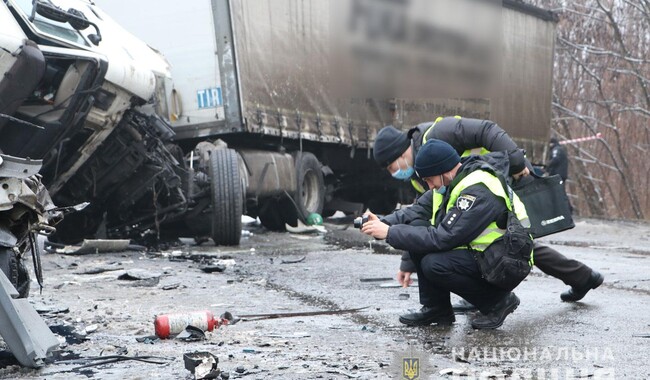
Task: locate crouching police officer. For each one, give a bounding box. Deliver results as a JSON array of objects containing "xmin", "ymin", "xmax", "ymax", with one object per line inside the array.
[
  {"xmin": 373, "ymin": 119, "xmax": 603, "ymax": 308},
  {"xmin": 361, "ymin": 139, "xmax": 527, "ymax": 329}
]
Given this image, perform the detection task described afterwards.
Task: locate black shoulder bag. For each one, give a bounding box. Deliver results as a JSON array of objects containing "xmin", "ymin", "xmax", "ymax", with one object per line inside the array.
[
  {"xmin": 512, "ymin": 174, "xmax": 574, "ymax": 238},
  {"xmin": 474, "ymin": 178, "xmax": 534, "ymax": 291}
]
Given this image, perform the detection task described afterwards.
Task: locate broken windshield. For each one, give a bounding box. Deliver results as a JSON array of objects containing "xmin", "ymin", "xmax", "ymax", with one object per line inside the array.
[{"xmin": 10, "ymin": 0, "xmax": 90, "ymax": 47}]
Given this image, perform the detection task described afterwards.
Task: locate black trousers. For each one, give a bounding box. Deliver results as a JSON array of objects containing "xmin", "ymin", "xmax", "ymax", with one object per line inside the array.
[
  {"xmin": 415, "ymin": 249, "xmax": 509, "ymax": 314},
  {"xmin": 532, "ymin": 242, "xmax": 593, "ymax": 288}
]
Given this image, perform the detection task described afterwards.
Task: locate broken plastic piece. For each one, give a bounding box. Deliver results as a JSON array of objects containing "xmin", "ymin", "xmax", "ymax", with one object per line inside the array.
[{"xmin": 183, "ymin": 351, "xmax": 220, "ymax": 380}]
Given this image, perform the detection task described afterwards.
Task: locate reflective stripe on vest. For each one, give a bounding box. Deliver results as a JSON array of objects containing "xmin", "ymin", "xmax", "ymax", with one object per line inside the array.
[
  {"xmin": 410, "ymin": 178, "xmax": 426, "ymax": 194},
  {"xmin": 421, "ymin": 116, "xmax": 460, "ymax": 145},
  {"xmin": 421, "ymin": 116, "xmax": 490, "ymax": 157},
  {"xmin": 431, "ymin": 170, "xmax": 530, "ymax": 253},
  {"xmin": 430, "ymin": 191, "xmax": 444, "ymax": 225}
]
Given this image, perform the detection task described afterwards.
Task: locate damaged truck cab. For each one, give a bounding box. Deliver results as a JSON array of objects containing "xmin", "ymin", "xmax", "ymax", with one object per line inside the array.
[{"xmin": 1, "ymin": 0, "xmax": 241, "ymax": 245}]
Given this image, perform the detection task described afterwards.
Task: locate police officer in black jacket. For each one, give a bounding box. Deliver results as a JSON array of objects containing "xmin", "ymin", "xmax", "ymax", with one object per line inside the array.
[
  {"xmin": 362, "ymin": 139, "xmax": 522, "ymax": 329},
  {"xmin": 373, "ymin": 117, "xmax": 603, "ymax": 307}
]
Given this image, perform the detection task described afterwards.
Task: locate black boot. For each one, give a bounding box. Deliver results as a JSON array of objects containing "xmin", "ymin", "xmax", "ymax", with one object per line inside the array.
[
  {"xmin": 452, "ymin": 299, "xmax": 478, "ymax": 313},
  {"xmin": 561, "ymin": 271, "xmax": 604, "ymax": 302},
  {"xmin": 399, "ymin": 305, "xmax": 455, "ymax": 326},
  {"xmin": 471, "ymin": 293, "xmax": 520, "ymax": 330}
]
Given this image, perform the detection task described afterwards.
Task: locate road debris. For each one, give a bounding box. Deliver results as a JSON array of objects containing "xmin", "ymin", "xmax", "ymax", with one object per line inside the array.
[
  {"xmin": 154, "ymin": 310, "xmax": 229, "ymax": 339},
  {"xmin": 176, "ymin": 325, "xmax": 207, "ymax": 342},
  {"xmin": 49, "ymin": 325, "xmax": 88, "ymax": 345},
  {"xmin": 285, "ymin": 220, "xmax": 326, "ymax": 234},
  {"xmin": 117, "ymin": 269, "xmax": 162, "ymax": 281},
  {"xmin": 49, "ymin": 240, "xmax": 131, "ymax": 255},
  {"xmin": 360, "ymin": 277, "xmax": 394, "ymax": 282},
  {"xmin": 76, "ymin": 263, "xmax": 124, "ymax": 275},
  {"xmin": 184, "ymin": 351, "xmax": 220, "ymax": 380},
  {"xmin": 200, "ymin": 264, "xmax": 227, "ymax": 273},
  {"xmin": 280, "ymin": 256, "xmax": 306, "ymax": 264},
  {"xmin": 232, "ymin": 306, "xmax": 369, "ymax": 321},
  {"xmin": 55, "ymin": 355, "xmax": 173, "ymax": 371}
]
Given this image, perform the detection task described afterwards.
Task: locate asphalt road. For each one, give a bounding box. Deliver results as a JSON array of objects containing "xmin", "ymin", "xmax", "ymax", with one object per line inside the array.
[{"xmin": 0, "ymin": 217, "xmax": 648, "ymax": 379}]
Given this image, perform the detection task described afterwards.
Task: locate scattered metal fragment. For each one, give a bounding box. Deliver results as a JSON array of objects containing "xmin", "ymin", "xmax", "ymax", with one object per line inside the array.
[
  {"xmin": 76, "ymin": 264, "xmax": 123, "ymax": 275},
  {"xmin": 632, "ymin": 333, "xmax": 650, "ymax": 338},
  {"xmin": 35, "ymin": 305, "xmax": 70, "ymax": 315},
  {"xmin": 51, "ymin": 355, "xmax": 173, "ymax": 372},
  {"xmin": 200, "ymin": 264, "xmax": 226, "ymax": 273},
  {"xmin": 280, "ymin": 256, "xmax": 306, "ymax": 264},
  {"xmin": 233, "ymin": 306, "xmax": 369, "ymax": 321},
  {"xmin": 54, "ymin": 240, "xmax": 131, "ymax": 255},
  {"xmin": 183, "ymin": 352, "xmax": 220, "ymax": 380},
  {"xmin": 359, "ymin": 277, "xmax": 393, "ymax": 282},
  {"xmin": 161, "ymin": 283, "xmax": 180, "ymax": 290},
  {"xmin": 117, "ymin": 269, "xmax": 162, "ymax": 281},
  {"xmin": 117, "ymin": 270, "xmax": 162, "ymax": 287},
  {"xmin": 136, "ymin": 335, "xmax": 160, "ymax": 344},
  {"xmin": 398, "ymin": 293, "xmax": 410, "ymax": 300}
]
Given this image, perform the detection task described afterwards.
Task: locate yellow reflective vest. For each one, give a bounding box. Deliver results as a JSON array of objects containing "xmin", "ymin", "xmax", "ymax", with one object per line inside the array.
[{"xmin": 430, "ymin": 169, "xmax": 534, "ymax": 265}]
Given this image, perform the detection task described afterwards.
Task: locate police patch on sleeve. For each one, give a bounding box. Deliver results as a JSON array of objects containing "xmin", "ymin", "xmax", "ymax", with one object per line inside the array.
[{"xmin": 456, "ymin": 195, "xmax": 476, "ymax": 211}]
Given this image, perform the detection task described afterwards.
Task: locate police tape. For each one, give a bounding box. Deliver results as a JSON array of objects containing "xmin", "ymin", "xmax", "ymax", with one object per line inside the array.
[{"xmin": 559, "ymin": 133, "xmax": 602, "ymax": 145}]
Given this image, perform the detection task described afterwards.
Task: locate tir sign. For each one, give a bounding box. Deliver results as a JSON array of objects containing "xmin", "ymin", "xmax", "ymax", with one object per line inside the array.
[{"xmin": 197, "ymin": 87, "xmax": 223, "ymax": 109}]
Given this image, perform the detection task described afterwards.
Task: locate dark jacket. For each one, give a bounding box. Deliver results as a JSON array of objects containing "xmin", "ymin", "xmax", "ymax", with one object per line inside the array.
[
  {"xmin": 407, "ymin": 118, "xmax": 527, "ymax": 191},
  {"xmin": 382, "ymin": 152, "xmax": 511, "ymax": 272},
  {"xmin": 547, "ymin": 142, "xmax": 568, "ymax": 180}
]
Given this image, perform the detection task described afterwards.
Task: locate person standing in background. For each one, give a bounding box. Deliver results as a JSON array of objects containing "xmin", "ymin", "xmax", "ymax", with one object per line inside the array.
[{"xmin": 547, "ymin": 137, "xmax": 573, "ymax": 212}]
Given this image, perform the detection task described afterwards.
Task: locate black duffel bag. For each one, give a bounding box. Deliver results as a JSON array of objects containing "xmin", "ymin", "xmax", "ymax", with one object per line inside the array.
[{"xmin": 512, "ymin": 174, "xmax": 574, "ymax": 238}]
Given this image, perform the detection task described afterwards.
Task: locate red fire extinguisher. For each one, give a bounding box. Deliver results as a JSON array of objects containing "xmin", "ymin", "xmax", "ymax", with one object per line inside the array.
[{"xmin": 154, "ymin": 310, "xmax": 228, "ymax": 339}]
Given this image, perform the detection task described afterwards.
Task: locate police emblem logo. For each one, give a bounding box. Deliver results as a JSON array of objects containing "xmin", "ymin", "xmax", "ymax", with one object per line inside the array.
[
  {"xmin": 456, "ymin": 195, "xmax": 476, "ymax": 211},
  {"xmin": 402, "ymin": 357, "xmax": 420, "ymax": 379}
]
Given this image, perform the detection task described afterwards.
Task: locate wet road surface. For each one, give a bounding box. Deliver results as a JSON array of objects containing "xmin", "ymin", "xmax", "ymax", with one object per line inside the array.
[{"xmin": 0, "ymin": 218, "xmax": 648, "ymax": 379}]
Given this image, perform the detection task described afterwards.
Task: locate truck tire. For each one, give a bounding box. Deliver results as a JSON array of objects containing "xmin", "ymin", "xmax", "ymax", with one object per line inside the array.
[
  {"xmin": 294, "ymin": 152, "xmax": 325, "ymax": 222},
  {"xmin": 208, "ymin": 149, "xmax": 243, "ymax": 245},
  {"xmin": 0, "ymin": 248, "xmax": 29, "ymax": 298}
]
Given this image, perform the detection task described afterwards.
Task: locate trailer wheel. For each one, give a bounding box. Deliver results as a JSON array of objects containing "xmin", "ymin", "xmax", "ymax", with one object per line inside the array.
[
  {"xmin": 0, "ymin": 248, "xmax": 29, "ymax": 298},
  {"xmin": 209, "ymin": 149, "xmax": 243, "ymax": 245},
  {"xmin": 293, "ymin": 152, "xmax": 325, "ymax": 223}
]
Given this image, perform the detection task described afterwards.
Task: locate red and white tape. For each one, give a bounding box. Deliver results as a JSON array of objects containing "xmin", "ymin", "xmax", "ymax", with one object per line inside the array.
[{"xmin": 559, "ymin": 133, "xmax": 602, "ymax": 145}]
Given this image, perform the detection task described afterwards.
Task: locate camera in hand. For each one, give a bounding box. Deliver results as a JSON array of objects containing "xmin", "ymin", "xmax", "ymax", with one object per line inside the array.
[{"xmin": 353, "ymin": 215, "xmax": 369, "ymax": 229}]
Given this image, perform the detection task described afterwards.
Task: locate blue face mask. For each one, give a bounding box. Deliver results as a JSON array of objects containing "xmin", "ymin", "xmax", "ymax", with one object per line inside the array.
[
  {"xmin": 436, "ymin": 175, "xmax": 447, "ymax": 194},
  {"xmin": 391, "ymin": 159, "xmax": 414, "ymax": 181}
]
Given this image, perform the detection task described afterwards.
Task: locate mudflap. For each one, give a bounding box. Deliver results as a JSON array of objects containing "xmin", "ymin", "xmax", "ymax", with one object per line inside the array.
[{"xmin": 0, "ymin": 270, "xmax": 59, "ymax": 368}]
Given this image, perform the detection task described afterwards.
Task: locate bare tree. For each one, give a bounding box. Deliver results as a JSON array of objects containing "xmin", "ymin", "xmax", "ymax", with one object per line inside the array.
[{"xmin": 530, "ymin": 0, "xmax": 650, "ymax": 219}]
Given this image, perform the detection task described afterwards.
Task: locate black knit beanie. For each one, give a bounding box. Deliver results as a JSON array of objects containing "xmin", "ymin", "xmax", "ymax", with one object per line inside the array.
[
  {"xmin": 414, "ymin": 139, "xmax": 460, "ymax": 178},
  {"xmin": 373, "ymin": 125, "xmax": 410, "ymax": 167}
]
